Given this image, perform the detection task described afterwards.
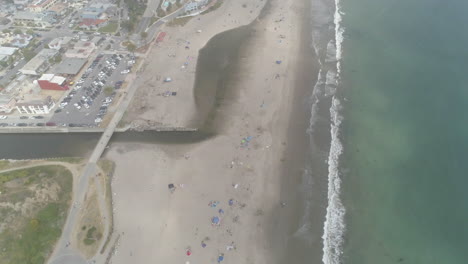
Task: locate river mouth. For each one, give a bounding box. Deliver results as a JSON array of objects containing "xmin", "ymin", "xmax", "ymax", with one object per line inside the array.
[{"xmin": 1, "ymin": 18, "xmax": 259, "ymax": 160}]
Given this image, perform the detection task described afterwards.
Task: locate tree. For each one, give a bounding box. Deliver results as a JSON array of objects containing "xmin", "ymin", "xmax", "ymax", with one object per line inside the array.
[
  {"xmin": 26, "ymin": 29, "xmax": 34, "ymax": 35},
  {"xmin": 22, "ymin": 49, "xmax": 36, "ymax": 61},
  {"xmin": 121, "ymin": 20, "xmax": 135, "ymax": 32},
  {"xmin": 140, "ymin": 31, "xmax": 147, "ymax": 39},
  {"xmin": 13, "ymin": 28, "xmax": 22, "ymax": 35},
  {"xmin": 2, "ymin": 29, "xmax": 10, "ymax": 33},
  {"xmin": 104, "ymin": 86, "xmax": 113, "ymax": 96},
  {"xmin": 126, "ymin": 42, "xmax": 136, "ymax": 52},
  {"xmin": 54, "ymin": 54, "xmax": 62, "ymax": 63}
]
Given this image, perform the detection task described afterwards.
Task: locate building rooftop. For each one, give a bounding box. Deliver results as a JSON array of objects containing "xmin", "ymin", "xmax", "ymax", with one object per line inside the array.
[
  {"xmin": 0, "ymin": 46, "xmax": 18, "ymax": 56},
  {"xmin": 48, "ymin": 36, "xmax": 72, "ymax": 49},
  {"xmin": 54, "ymin": 57, "xmax": 88, "ymax": 75},
  {"xmin": 80, "ymin": 18, "xmax": 107, "ymax": 26},
  {"xmin": 38, "ymin": 73, "xmax": 66, "ymax": 85},
  {"xmin": 14, "ymin": 11, "xmax": 42, "ymax": 20},
  {"xmin": 16, "ymin": 95, "xmax": 52, "ymax": 107},
  {"xmin": 21, "ymin": 48, "xmax": 58, "ymax": 74}
]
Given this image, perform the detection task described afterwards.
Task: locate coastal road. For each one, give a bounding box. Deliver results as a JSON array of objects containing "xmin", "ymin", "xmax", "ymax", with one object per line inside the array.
[
  {"xmin": 47, "ymin": 36, "xmax": 152, "ymax": 264},
  {"xmin": 136, "ymin": 0, "xmax": 162, "ymax": 33}
]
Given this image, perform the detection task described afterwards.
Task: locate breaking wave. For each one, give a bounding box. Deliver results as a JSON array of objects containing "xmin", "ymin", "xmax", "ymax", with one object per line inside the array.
[{"xmin": 322, "ymin": 0, "xmax": 346, "ymax": 263}]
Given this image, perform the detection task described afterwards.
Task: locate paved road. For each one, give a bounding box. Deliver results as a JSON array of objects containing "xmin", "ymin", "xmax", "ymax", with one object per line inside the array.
[
  {"xmin": 47, "ymin": 3, "xmax": 189, "ymax": 263},
  {"xmin": 47, "ymin": 38, "xmax": 149, "ymax": 264}
]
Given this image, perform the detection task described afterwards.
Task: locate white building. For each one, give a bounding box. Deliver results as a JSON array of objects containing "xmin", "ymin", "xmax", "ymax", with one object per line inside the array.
[
  {"xmin": 185, "ymin": 0, "xmax": 210, "ymax": 12},
  {"xmin": 15, "ymin": 96, "xmax": 55, "ymax": 114},
  {"xmin": 48, "ymin": 36, "xmax": 72, "ymax": 50},
  {"xmin": 0, "ymin": 47, "xmax": 18, "ymax": 63}
]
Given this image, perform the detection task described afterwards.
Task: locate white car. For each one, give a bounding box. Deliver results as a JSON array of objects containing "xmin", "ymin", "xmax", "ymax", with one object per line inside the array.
[
  {"xmin": 0, "ymin": 116, "xmax": 7, "ymax": 119},
  {"xmin": 94, "ymin": 118, "xmax": 102, "ymax": 123}
]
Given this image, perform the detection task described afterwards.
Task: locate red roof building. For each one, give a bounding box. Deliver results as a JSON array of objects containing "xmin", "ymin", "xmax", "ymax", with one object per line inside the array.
[
  {"xmin": 79, "ymin": 18, "xmax": 107, "ymax": 30},
  {"xmin": 37, "ymin": 74, "xmax": 69, "ymax": 90}
]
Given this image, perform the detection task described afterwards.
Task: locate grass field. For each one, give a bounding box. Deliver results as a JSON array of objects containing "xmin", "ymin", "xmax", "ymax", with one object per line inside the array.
[
  {"xmin": 167, "ymin": 16, "xmax": 193, "ymax": 27},
  {"xmin": 0, "ymin": 165, "xmax": 73, "ymax": 264},
  {"xmin": 98, "ymin": 22, "xmax": 118, "ymax": 33}
]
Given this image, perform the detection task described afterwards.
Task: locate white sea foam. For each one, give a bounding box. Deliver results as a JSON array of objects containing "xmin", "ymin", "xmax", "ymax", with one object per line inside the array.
[
  {"xmin": 307, "ymin": 69, "xmax": 325, "ymax": 135},
  {"xmin": 322, "ymin": 97, "xmax": 346, "ymax": 264},
  {"xmin": 334, "ymin": 0, "xmax": 345, "ymax": 74},
  {"xmin": 322, "ymin": 0, "xmax": 346, "ymax": 264}
]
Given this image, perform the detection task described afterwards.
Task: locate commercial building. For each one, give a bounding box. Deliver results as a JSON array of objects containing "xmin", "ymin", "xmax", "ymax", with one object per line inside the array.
[
  {"xmin": 54, "ymin": 57, "xmax": 88, "ymax": 76},
  {"xmin": 15, "ymin": 96, "xmax": 55, "ymax": 114},
  {"xmin": 37, "ymin": 74, "xmax": 68, "ymax": 90},
  {"xmin": 64, "ymin": 41, "xmax": 96, "ymax": 59},
  {"xmin": 20, "ymin": 48, "xmax": 58, "ymax": 75},
  {"xmin": 48, "ymin": 36, "xmax": 72, "ymax": 50},
  {"xmin": 13, "ymin": 11, "xmax": 53, "ymax": 27},
  {"xmin": 28, "ymin": 0, "xmax": 60, "ymax": 12},
  {"xmin": 0, "ymin": 47, "xmax": 18, "ymax": 62},
  {"xmin": 47, "ymin": 2, "xmax": 67, "ymax": 16},
  {"xmin": 0, "ymin": 95, "xmax": 16, "ymax": 113}
]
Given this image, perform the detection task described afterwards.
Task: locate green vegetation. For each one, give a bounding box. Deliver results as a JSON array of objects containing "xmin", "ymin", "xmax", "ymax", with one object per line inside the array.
[
  {"xmin": 13, "ymin": 28, "xmax": 22, "ymax": 35},
  {"xmin": 126, "ymin": 42, "xmax": 136, "ymax": 52},
  {"xmin": 123, "ymin": 0, "xmax": 147, "ymax": 33},
  {"xmin": 0, "ymin": 160, "xmax": 10, "ymax": 170},
  {"xmin": 150, "ymin": 16, "xmax": 158, "ymax": 25},
  {"xmin": 83, "ymin": 226, "xmax": 101, "ymax": 245},
  {"xmin": 156, "ymin": 4, "xmax": 166, "ymax": 18},
  {"xmin": 97, "ymin": 159, "xmax": 115, "ymax": 176},
  {"xmin": 97, "ymin": 159, "xmax": 115, "ymax": 254},
  {"xmin": 140, "ymin": 31, "xmax": 148, "ymax": 39},
  {"xmin": 2, "ymin": 28, "xmax": 10, "ymax": 33},
  {"xmin": 22, "ymin": 49, "xmax": 36, "ymax": 61},
  {"xmin": 104, "ymin": 86, "xmax": 114, "ymax": 96},
  {"xmin": 49, "ymin": 54, "xmax": 62, "ymax": 64},
  {"xmin": 167, "ymin": 16, "xmax": 193, "ymax": 27},
  {"xmin": 98, "ymin": 22, "xmax": 118, "ymax": 33},
  {"xmin": 0, "ymin": 165, "xmax": 73, "ymax": 264}
]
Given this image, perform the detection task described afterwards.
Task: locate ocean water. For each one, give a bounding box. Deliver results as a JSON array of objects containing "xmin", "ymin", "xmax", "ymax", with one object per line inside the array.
[{"xmin": 324, "ymin": 0, "xmax": 468, "ymax": 263}]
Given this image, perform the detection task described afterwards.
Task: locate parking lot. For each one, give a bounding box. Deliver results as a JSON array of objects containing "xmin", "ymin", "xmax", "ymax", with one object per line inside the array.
[{"xmin": 49, "ymin": 53, "xmax": 135, "ymax": 127}]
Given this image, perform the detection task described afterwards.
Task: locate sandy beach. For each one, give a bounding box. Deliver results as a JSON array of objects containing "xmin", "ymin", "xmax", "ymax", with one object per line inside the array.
[
  {"xmin": 107, "ymin": 0, "xmax": 321, "ymax": 263},
  {"xmin": 124, "ymin": 0, "xmax": 267, "ymax": 130}
]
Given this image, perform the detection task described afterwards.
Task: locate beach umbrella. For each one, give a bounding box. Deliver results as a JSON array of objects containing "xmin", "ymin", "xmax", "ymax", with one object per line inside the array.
[
  {"xmin": 212, "ymin": 216, "xmax": 220, "ymax": 225},
  {"xmin": 217, "ymin": 254, "xmax": 224, "ymax": 263}
]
